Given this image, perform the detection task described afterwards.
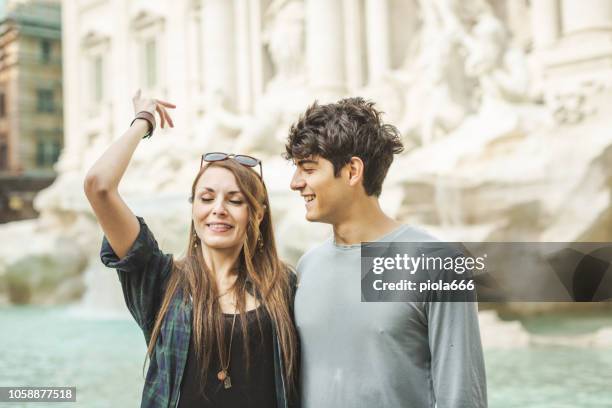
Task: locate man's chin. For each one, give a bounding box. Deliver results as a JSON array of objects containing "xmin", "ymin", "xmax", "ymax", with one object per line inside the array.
[
  {"xmin": 305, "ymin": 211, "xmax": 327, "ymax": 224},
  {"xmin": 305, "ymin": 211, "xmax": 318, "ymax": 222}
]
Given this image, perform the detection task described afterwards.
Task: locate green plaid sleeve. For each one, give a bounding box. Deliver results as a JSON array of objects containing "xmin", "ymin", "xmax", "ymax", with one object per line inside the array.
[{"xmin": 100, "ymin": 216, "xmax": 173, "ymax": 343}]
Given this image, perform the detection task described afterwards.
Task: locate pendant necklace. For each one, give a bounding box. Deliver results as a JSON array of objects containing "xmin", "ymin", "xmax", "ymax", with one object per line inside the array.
[{"xmin": 217, "ymin": 286, "xmax": 242, "ymax": 389}]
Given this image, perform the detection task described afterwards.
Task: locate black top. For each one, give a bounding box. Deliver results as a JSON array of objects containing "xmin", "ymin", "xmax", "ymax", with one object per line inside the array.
[{"xmin": 177, "ymin": 306, "xmax": 278, "ymax": 408}]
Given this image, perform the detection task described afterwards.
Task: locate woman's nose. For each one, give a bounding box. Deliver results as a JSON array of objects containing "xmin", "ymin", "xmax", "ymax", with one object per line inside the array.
[{"xmin": 212, "ymin": 199, "xmax": 228, "ymax": 216}]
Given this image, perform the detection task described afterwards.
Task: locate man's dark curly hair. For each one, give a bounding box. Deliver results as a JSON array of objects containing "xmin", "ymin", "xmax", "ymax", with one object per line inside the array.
[{"xmin": 284, "ymin": 97, "xmax": 404, "ymax": 197}]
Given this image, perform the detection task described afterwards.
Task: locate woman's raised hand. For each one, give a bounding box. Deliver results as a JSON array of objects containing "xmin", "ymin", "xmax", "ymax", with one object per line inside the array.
[{"xmin": 132, "ymin": 89, "xmax": 176, "ymax": 129}]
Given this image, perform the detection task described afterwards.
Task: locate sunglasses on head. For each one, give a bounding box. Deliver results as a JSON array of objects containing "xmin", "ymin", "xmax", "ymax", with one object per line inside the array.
[{"xmin": 200, "ymin": 152, "xmax": 263, "ymax": 179}]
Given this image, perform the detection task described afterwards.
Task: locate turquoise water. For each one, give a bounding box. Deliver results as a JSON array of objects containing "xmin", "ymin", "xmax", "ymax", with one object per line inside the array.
[
  {"xmin": 486, "ymin": 348, "xmax": 612, "ymax": 407},
  {"xmin": 1, "ymin": 307, "xmax": 611, "ymax": 407},
  {"xmin": 0, "ymin": 307, "xmax": 145, "ymax": 407}
]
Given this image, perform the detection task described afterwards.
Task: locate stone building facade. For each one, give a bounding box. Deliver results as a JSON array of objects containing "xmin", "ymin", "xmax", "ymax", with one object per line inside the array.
[{"xmin": 0, "ymin": 0, "xmax": 62, "ymax": 222}]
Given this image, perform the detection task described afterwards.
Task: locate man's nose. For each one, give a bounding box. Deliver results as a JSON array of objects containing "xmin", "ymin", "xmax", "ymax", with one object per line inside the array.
[{"xmin": 290, "ymin": 170, "xmax": 305, "ymax": 191}]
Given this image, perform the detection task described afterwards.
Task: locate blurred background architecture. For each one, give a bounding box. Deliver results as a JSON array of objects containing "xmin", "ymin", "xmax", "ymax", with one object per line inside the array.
[
  {"xmin": 0, "ymin": 0, "xmax": 62, "ymax": 222},
  {"xmin": 0, "ymin": 0, "xmax": 610, "ymax": 309}
]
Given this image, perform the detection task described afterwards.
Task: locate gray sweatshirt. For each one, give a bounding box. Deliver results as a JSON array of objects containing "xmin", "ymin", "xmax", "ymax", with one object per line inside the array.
[{"xmin": 294, "ymin": 225, "xmax": 487, "ymax": 408}]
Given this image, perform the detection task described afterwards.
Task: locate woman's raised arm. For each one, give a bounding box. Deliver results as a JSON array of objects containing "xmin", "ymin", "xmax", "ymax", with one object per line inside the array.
[{"xmin": 83, "ymin": 90, "xmax": 175, "ymax": 259}]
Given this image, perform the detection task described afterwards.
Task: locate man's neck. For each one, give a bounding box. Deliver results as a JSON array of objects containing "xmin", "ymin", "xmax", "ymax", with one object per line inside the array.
[{"xmin": 332, "ymin": 197, "xmax": 401, "ymax": 245}]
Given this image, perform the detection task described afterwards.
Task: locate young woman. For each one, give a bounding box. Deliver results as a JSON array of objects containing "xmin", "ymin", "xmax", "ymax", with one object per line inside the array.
[{"xmin": 84, "ymin": 91, "xmax": 299, "ymax": 408}]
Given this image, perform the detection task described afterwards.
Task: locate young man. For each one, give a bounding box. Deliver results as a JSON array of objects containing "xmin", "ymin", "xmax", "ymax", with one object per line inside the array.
[{"xmin": 285, "ymin": 98, "xmax": 487, "ymax": 408}]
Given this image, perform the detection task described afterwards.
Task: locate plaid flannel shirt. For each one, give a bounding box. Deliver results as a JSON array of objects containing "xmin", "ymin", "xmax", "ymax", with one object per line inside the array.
[{"xmin": 101, "ymin": 217, "xmax": 296, "ymax": 408}]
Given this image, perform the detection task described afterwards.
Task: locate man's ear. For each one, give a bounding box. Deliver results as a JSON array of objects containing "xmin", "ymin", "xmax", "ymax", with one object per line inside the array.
[{"xmin": 346, "ymin": 157, "xmax": 364, "ymax": 188}]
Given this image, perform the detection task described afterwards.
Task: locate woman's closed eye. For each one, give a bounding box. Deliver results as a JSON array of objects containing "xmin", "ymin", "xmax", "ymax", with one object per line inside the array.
[{"xmin": 199, "ymin": 196, "xmax": 243, "ymax": 205}]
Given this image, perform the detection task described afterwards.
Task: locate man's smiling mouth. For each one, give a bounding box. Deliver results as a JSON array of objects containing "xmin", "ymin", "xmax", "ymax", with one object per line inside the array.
[{"xmin": 303, "ymin": 194, "xmax": 315, "ymax": 203}]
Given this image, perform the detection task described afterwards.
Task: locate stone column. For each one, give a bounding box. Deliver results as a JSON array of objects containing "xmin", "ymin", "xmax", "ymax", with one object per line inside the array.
[
  {"xmin": 112, "ymin": 0, "xmax": 132, "ymax": 136},
  {"xmin": 234, "ymin": 0, "xmax": 252, "ymax": 113},
  {"xmin": 561, "ymin": 0, "xmax": 612, "ymax": 35},
  {"xmin": 201, "ymin": 0, "xmax": 236, "ymax": 107},
  {"xmin": 185, "ymin": 0, "xmax": 204, "ymax": 123},
  {"xmin": 56, "ymin": 0, "xmax": 81, "ymax": 171},
  {"xmin": 305, "ymin": 0, "xmax": 346, "ymax": 96},
  {"xmin": 187, "ymin": 1, "xmax": 203, "ymax": 90},
  {"xmin": 343, "ymin": 0, "xmax": 364, "ymax": 90},
  {"xmin": 248, "ymin": 0, "xmax": 264, "ymax": 103},
  {"xmin": 365, "ymin": 0, "xmax": 390, "ymax": 82},
  {"xmin": 530, "ymin": 0, "xmax": 560, "ymax": 49},
  {"xmin": 164, "ymin": 0, "xmax": 188, "ymax": 134}
]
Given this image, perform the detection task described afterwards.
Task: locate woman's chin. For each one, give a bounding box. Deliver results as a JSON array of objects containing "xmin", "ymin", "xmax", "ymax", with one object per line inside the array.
[{"xmin": 202, "ymin": 238, "xmax": 242, "ymax": 251}]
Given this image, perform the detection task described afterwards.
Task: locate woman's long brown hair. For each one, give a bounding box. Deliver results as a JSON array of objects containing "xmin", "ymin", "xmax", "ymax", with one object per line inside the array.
[{"xmin": 145, "ymin": 159, "xmax": 297, "ymax": 396}]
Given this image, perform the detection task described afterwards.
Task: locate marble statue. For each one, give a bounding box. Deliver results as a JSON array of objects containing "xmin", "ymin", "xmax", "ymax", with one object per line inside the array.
[{"xmin": 199, "ymin": 0, "xmax": 310, "ymax": 156}]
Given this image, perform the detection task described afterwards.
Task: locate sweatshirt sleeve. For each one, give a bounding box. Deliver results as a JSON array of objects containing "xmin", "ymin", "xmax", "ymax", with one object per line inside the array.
[{"xmin": 425, "ymin": 249, "xmax": 488, "ymax": 408}]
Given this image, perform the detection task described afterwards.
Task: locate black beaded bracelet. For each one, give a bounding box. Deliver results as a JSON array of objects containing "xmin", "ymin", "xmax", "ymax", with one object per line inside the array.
[{"xmin": 130, "ymin": 111, "xmax": 156, "ymax": 139}]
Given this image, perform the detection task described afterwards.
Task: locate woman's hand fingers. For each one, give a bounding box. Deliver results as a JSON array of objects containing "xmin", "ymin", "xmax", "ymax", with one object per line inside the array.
[
  {"xmin": 156, "ymin": 105, "xmax": 166, "ymax": 128},
  {"xmin": 156, "ymin": 103, "xmax": 174, "ymax": 128},
  {"xmin": 155, "ymin": 99, "xmax": 176, "ymax": 109},
  {"xmin": 163, "ymin": 107, "xmax": 175, "ymax": 128},
  {"xmin": 133, "ymin": 91, "xmax": 175, "ymax": 128},
  {"xmin": 157, "ymin": 105, "xmax": 169, "ymax": 128}
]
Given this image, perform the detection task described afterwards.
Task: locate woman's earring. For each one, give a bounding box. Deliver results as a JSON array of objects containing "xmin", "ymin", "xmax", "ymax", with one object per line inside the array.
[
  {"xmin": 257, "ymin": 234, "xmax": 264, "ymax": 252},
  {"xmin": 193, "ymin": 231, "xmax": 198, "ymax": 248}
]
